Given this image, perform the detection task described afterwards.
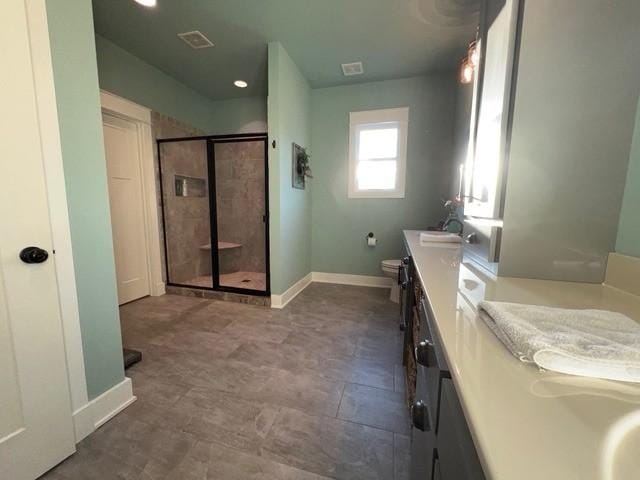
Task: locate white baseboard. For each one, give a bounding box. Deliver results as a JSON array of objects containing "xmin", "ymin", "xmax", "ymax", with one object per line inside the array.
[
  {"xmin": 312, "ymin": 272, "xmax": 393, "ymax": 288},
  {"xmin": 72, "ymin": 377, "xmax": 136, "ymax": 443},
  {"xmin": 271, "ymin": 272, "xmax": 313, "ymax": 309}
]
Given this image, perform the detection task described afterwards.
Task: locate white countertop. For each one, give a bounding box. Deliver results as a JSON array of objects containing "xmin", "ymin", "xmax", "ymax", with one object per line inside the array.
[{"xmin": 403, "ymin": 230, "xmax": 640, "ymax": 480}]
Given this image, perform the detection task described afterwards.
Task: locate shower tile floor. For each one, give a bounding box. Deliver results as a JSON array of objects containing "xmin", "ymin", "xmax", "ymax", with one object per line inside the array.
[
  {"xmin": 40, "ymin": 283, "xmax": 409, "ymax": 480},
  {"xmin": 185, "ymin": 271, "xmax": 267, "ymax": 291}
]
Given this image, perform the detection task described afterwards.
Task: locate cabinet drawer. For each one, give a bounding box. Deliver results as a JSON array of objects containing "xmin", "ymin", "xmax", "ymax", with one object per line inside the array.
[
  {"xmin": 416, "ymin": 295, "xmax": 451, "ymax": 434},
  {"xmin": 399, "ymin": 257, "xmax": 413, "ymax": 333},
  {"xmin": 433, "ymin": 455, "xmax": 442, "ymax": 480},
  {"xmin": 415, "ymin": 301, "xmax": 437, "ymax": 423},
  {"xmin": 418, "ymin": 298, "xmax": 449, "ymax": 373},
  {"xmin": 410, "ymin": 427, "xmax": 435, "ymax": 480},
  {"xmin": 418, "ymin": 297, "xmax": 433, "ymax": 342},
  {"xmin": 437, "ymin": 379, "xmax": 485, "ymax": 480}
]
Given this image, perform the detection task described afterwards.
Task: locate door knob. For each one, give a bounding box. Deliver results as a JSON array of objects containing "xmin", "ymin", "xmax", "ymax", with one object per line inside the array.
[
  {"xmin": 19, "ymin": 246, "xmax": 49, "ymax": 264},
  {"xmin": 411, "ymin": 399, "xmax": 430, "ymax": 431}
]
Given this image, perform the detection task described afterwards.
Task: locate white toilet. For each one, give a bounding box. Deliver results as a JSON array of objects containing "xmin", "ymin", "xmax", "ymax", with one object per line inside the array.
[{"xmin": 381, "ymin": 259, "xmax": 401, "ymax": 303}]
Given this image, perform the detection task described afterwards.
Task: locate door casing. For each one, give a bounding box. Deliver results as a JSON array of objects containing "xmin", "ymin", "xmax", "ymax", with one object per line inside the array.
[{"xmin": 101, "ymin": 91, "xmax": 165, "ymax": 301}]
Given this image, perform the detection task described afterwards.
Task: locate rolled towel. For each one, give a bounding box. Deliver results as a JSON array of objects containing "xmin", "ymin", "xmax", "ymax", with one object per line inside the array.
[
  {"xmin": 478, "ymin": 301, "xmax": 640, "ymax": 383},
  {"xmin": 419, "ymin": 231, "xmax": 461, "ymax": 244}
]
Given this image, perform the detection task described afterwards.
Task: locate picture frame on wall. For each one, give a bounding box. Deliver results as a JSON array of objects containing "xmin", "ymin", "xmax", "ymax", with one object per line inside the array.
[{"xmin": 292, "ymin": 143, "xmax": 309, "ymax": 189}]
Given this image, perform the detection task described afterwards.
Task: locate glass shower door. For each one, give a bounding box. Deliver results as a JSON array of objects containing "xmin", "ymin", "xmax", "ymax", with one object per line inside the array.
[
  {"xmin": 158, "ymin": 139, "xmax": 213, "ymax": 289},
  {"xmin": 212, "ymin": 137, "xmax": 268, "ymax": 293}
]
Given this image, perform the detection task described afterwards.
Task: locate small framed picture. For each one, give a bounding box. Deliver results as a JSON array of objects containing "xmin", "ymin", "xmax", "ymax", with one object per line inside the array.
[{"xmin": 292, "ymin": 143, "xmax": 308, "ymax": 189}]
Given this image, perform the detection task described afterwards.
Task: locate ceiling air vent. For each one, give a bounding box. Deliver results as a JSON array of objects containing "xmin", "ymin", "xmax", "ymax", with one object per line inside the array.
[
  {"xmin": 177, "ymin": 31, "xmax": 214, "ymax": 49},
  {"xmin": 341, "ymin": 62, "xmax": 364, "ymax": 76}
]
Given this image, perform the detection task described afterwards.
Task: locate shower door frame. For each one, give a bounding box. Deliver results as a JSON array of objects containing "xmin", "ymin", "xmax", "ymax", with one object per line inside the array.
[{"xmin": 157, "ymin": 133, "xmax": 270, "ymax": 297}]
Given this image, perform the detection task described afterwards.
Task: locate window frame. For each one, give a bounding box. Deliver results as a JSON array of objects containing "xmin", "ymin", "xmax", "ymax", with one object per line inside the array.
[{"xmin": 348, "ymin": 107, "xmax": 409, "ymax": 199}]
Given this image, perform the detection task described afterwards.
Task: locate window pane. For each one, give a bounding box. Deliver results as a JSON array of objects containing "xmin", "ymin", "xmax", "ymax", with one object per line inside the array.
[
  {"xmin": 356, "ymin": 160, "xmax": 397, "ymax": 190},
  {"xmin": 358, "ymin": 127, "xmax": 398, "ymax": 160}
]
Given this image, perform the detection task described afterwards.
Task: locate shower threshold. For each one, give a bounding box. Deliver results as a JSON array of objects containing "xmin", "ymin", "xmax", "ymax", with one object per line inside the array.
[{"xmin": 185, "ymin": 272, "xmax": 266, "ymax": 291}]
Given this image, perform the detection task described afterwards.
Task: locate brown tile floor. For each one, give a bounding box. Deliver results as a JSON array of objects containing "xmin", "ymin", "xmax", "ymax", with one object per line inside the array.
[{"xmin": 41, "ymin": 283, "xmax": 410, "ymax": 480}]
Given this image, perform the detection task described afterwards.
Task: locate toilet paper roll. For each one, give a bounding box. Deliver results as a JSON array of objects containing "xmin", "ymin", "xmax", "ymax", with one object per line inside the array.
[{"xmin": 367, "ymin": 236, "xmax": 377, "ymax": 247}]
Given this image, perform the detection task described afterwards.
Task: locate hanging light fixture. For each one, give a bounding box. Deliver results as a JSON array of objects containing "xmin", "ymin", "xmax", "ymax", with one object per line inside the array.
[
  {"xmin": 460, "ymin": 57, "xmax": 473, "ymax": 84},
  {"xmin": 468, "ymin": 40, "xmax": 480, "ymax": 68}
]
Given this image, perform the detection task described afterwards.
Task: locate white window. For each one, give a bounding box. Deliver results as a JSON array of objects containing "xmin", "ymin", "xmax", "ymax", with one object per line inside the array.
[{"xmin": 348, "ymin": 107, "xmax": 409, "ymax": 198}]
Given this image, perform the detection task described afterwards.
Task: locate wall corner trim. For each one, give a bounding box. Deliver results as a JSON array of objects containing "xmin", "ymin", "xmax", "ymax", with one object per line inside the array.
[
  {"xmin": 72, "ymin": 377, "xmax": 136, "ymax": 443},
  {"xmin": 271, "ymin": 272, "xmax": 313, "ymax": 309},
  {"xmin": 312, "ymin": 272, "xmax": 393, "ymax": 288},
  {"xmin": 100, "ymin": 90, "xmax": 164, "ymax": 298}
]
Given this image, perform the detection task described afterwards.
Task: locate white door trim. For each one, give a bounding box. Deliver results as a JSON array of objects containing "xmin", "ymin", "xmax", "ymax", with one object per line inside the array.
[
  {"xmin": 27, "ymin": 0, "xmax": 89, "ymax": 415},
  {"xmin": 100, "ymin": 90, "xmax": 165, "ymax": 297}
]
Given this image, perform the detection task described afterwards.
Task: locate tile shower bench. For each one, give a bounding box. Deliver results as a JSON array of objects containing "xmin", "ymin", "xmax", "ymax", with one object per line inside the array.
[{"xmin": 199, "ymin": 241, "xmax": 242, "ymax": 274}]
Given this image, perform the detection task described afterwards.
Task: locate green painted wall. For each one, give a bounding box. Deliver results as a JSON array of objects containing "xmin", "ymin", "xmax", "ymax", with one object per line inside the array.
[
  {"xmin": 311, "ymin": 76, "xmax": 457, "ymax": 276},
  {"xmin": 267, "ymin": 43, "xmax": 312, "ymax": 294},
  {"xmin": 46, "ymin": 0, "xmax": 124, "ymax": 399},
  {"xmin": 95, "ymin": 35, "xmax": 266, "ymax": 133},
  {"xmin": 616, "ymin": 97, "xmax": 640, "ymax": 257}
]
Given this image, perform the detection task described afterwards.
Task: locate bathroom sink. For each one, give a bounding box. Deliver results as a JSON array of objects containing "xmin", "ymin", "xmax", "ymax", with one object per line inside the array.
[
  {"xmin": 602, "ymin": 410, "xmax": 640, "ymax": 480},
  {"xmin": 419, "ymin": 231, "xmax": 461, "ymax": 244}
]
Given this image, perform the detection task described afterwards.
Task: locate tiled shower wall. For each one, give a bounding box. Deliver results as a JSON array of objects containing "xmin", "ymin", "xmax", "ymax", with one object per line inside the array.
[
  {"xmin": 151, "ymin": 113, "xmax": 266, "ymax": 286},
  {"xmin": 152, "ymin": 112, "xmax": 206, "ymax": 284},
  {"xmin": 159, "ymin": 140, "xmax": 211, "ymax": 284},
  {"xmin": 214, "ymin": 140, "xmax": 266, "ymax": 274}
]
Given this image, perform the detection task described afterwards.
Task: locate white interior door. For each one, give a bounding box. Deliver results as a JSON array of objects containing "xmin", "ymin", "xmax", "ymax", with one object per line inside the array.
[
  {"xmin": 0, "ymin": 1, "xmax": 76, "ymax": 478},
  {"xmin": 102, "ymin": 113, "xmax": 151, "ymax": 305}
]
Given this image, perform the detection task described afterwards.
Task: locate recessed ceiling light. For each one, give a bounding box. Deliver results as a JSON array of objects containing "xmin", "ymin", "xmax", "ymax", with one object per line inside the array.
[
  {"xmin": 234, "ymin": 80, "xmax": 248, "ymax": 88},
  {"xmin": 134, "ymin": 0, "xmax": 156, "ymax": 7}
]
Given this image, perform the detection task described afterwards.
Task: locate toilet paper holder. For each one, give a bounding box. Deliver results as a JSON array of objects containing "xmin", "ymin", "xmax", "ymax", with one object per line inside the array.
[{"xmin": 367, "ymin": 232, "xmax": 376, "ymax": 247}]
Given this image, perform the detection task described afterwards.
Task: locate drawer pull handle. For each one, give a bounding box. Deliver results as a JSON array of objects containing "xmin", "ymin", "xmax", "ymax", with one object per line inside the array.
[
  {"xmin": 411, "ymin": 399, "xmax": 430, "ymax": 432},
  {"xmin": 415, "ymin": 340, "xmax": 435, "ymax": 367}
]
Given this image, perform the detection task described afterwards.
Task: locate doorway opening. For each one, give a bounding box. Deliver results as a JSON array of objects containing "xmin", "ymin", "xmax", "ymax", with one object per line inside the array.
[{"xmin": 158, "ymin": 133, "xmax": 270, "ymax": 297}]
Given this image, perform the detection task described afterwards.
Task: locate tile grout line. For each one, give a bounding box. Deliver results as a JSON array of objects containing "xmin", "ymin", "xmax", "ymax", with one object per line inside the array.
[
  {"xmin": 392, "ymin": 432, "xmax": 397, "ymax": 480},
  {"xmin": 334, "ymin": 382, "xmax": 347, "ymax": 418},
  {"xmin": 332, "ymin": 413, "xmax": 407, "ymax": 436}
]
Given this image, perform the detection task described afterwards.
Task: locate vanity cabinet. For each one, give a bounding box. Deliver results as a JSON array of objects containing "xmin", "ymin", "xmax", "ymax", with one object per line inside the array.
[
  {"xmin": 436, "ymin": 379, "xmax": 485, "ymax": 480},
  {"xmin": 399, "ymin": 256, "xmax": 414, "ymax": 354},
  {"xmin": 404, "ymin": 244, "xmax": 485, "ymax": 480}
]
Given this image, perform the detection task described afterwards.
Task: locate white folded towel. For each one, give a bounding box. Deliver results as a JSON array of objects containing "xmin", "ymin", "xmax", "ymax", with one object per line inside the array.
[
  {"xmin": 419, "ymin": 231, "xmax": 461, "ymax": 244},
  {"xmin": 478, "ymin": 301, "xmax": 640, "ymax": 383}
]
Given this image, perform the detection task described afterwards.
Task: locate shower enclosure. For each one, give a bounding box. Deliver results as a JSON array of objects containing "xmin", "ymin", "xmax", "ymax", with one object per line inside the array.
[{"xmin": 158, "ymin": 133, "xmax": 269, "ymax": 296}]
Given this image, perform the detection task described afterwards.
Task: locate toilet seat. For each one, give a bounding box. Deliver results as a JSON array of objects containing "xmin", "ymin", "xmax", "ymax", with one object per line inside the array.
[
  {"xmin": 381, "ymin": 259, "xmax": 401, "ymax": 304},
  {"xmin": 382, "ymin": 259, "xmax": 401, "ymax": 270}
]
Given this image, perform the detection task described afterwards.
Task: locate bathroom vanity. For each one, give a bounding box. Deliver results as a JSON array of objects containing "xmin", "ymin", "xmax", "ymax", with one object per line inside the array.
[{"xmin": 402, "ymin": 230, "xmax": 640, "ymax": 480}]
